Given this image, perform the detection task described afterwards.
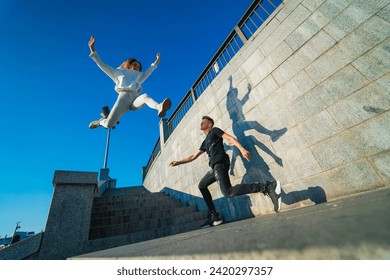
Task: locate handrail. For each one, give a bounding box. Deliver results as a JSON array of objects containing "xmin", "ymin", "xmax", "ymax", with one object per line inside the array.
[{"xmin": 142, "ymin": 138, "xmax": 161, "ymax": 179}]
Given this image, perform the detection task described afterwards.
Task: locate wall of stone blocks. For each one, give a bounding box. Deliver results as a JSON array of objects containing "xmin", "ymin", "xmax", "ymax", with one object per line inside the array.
[{"xmin": 143, "ymin": 0, "xmax": 390, "ymax": 217}]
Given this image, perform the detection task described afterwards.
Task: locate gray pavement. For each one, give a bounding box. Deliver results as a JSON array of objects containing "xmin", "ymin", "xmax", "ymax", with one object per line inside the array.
[{"xmin": 72, "ymin": 187, "xmax": 390, "ymax": 260}]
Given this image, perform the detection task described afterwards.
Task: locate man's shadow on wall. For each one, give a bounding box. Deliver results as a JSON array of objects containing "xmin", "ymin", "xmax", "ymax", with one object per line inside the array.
[
  {"xmin": 163, "ymin": 77, "xmax": 327, "ymax": 222},
  {"xmin": 224, "ymin": 76, "xmax": 327, "ymax": 213}
]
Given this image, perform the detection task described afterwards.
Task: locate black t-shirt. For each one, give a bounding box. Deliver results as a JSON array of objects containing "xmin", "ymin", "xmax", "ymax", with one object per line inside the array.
[{"xmin": 199, "ymin": 127, "xmax": 229, "ymax": 167}]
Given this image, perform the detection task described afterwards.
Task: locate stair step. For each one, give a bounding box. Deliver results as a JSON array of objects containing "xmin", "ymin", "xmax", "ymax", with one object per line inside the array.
[
  {"xmin": 91, "ymin": 201, "xmax": 184, "ymax": 214},
  {"xmin": 92, "ymin": 194, "xmax": 183, "ymax": 208},
  {"xmin": 90, "ymin": 205, "xmax": 198, "ymax": 226},
  {"xmin": 94, "ymin": 192, "xmax": 167, "ymax": 202},
  {"xmin": 102, "ymin": 186, "xmax": 149, "ymax": 196},
  {"xmin": 93, "ymin": 197, "xmax": 181, "ymax": 207}
]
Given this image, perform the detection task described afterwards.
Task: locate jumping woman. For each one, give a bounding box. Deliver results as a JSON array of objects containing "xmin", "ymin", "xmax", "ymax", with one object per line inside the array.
[{"xmin": 87, "ymin": 35, "xmax": 171, "ymax": 129}]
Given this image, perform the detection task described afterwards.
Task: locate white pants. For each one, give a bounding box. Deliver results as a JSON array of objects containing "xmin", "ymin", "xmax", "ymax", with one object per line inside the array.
[{"xmin": 100, "ymin": 91, "xmax": 158, "ymax": 128}]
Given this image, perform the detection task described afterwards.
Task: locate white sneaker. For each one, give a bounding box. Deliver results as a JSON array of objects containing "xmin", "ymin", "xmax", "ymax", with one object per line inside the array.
[
  {"xmin": 267, "ymin": 180, "xmax": 282, "ymax": 213},
  {"xmin": 89, "ymin": 118, "xmax": 103, "ymax": 129},
  {"xmin": 200, "ymin": 211, "xmax": 223, "ymax": 228},
  {"xmin": 157, "ymin": 98, "xmax": 172, "ymax": 118}
]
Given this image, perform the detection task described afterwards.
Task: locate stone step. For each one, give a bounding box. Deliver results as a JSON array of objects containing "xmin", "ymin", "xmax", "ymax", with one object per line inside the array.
[
  {"xmin": 91, "ymin": 204, "xmax": 195, "ymax": 219},
  {"xmin": 93, "ymin": 192, "xmax": 169, "ymax": 205},
  {"xmin": 101, "ymin": 186, "xmax": 149, "ymax": 196},
  {"xmin": 85, "ymin": 218, "xmax": 207, "ymax": 254},
  {"xmin": 98, "ymin": 189, "xmax": 164, "ymax": 197},
  {"xmin": 91, "ymin": 204, "xmax": 190, "ymax": 219},
  {"xmin": 89, "ymin": 210, "xmax": 206, "ymax": 240},
  {"xmin": 91, "ymin": 200, "xmax": 184, "ymax": 214},
  {"xmin": 90, "ymin": 205, "xmax": 199, "ymax": 227},
  {"xmin": 92, "ymin": 194, "xmax": 183, "ymax": 210}
]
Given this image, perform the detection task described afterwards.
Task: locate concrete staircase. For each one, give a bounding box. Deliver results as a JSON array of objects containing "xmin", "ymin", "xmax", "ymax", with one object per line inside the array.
[{"xmin": 83, "ymin": 186, "xmax": 207, "ymax": 253}]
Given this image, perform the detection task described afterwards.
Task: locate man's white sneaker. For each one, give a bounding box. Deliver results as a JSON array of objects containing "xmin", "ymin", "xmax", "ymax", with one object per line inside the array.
[
  {"xmin": 267, "ymin": 180, "xmax": 282, "ymax": 213},
  {"xmin": 200, "ymin": 211, "xmax": 223, "ymax": 228}
]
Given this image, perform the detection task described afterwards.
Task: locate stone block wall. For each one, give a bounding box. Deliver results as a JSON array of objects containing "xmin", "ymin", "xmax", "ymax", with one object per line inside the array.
[{"xmin": 143, "ymin": 0, "xmax": 390, "ymax": 217}]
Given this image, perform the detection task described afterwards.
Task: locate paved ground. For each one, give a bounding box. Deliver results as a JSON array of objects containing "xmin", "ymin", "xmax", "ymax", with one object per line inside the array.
[{"xmin": 72, "ymin": 187, "xmax": 390, "ymax": 260}]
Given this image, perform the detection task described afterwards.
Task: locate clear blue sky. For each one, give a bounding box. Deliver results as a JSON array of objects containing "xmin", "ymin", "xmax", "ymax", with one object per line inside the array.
[{"xmin": 0, "ymin": 0, "xmax": 253, "ymax": 237}]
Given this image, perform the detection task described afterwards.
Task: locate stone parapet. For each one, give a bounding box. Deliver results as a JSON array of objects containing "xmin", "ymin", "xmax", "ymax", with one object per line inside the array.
[
  {"xmin": 53, "ymin": 170, "xmax": 98, "ymax": 186},
  {"xmin": 38, "ymin": 171, "xmax": 98, "ymax": 260},
  {"xmin": 0, "ymin": 232, "xmax": 43, "ymax": 260}
]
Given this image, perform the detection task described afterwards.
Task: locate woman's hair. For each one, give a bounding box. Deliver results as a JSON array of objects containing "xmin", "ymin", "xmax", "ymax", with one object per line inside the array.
[
  {"xmin": 202, "ymin": 116, "xmax": 214, "ymax": 127},
  {"xmin": 118, "ymin": 58, "xmax": 142, "ymax": 71}
]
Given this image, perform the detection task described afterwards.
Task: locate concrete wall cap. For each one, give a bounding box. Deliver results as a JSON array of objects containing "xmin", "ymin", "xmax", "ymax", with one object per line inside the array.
[{"xmin": 52, "ymin": 170, "xmax": 98, "ymax": 187}]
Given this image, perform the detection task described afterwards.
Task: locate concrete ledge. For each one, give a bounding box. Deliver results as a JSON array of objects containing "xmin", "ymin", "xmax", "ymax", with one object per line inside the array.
[
  {"xmin": 53, "ymin": 170, "xmax": 98, "ymax": 187},
  {"xmin": 0, "ymin": 232, "xmax": 43, "ymax": 260},
  {"xmin": 39, "ymin": 170, "xmax": 98, "ymax": 259}
]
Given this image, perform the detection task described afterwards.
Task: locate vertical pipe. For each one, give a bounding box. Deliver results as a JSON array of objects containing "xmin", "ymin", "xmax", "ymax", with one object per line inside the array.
[{"xmin": 103, "ymin": 128, "xmax": 111, "ymax": 169}]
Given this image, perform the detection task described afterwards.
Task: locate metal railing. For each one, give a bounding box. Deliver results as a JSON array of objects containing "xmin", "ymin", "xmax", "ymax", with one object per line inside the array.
[
  {"xmin": 239, "ymin": 0, "xmax": 282, "ymax": 38},
  {"xmin": 143, "ymin": 0, "xmax": 283, "ymax": 178},
  {"xmin": 167, "ymin": 92, "xmax": 195, "ymax": 135},
  {"xmin": 143, "ymin": 138, "xmax": 161, "ymax": 180}
]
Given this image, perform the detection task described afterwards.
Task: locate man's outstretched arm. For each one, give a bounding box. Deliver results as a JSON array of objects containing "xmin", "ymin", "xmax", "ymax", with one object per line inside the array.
[{"xmin": 169, "ymin": 150, "xmax": 205, "ymax": 166}]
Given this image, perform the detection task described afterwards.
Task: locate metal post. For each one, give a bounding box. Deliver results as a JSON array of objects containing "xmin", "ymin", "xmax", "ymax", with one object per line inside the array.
[
  {"xmin": 103, "ymin": 128, "xmax": 111, "ymax": 169},
  {"xmin": 190, "ymin": 87, "xmax": 197, "ymax": 103},
  {"xmin": 11, "ymin": 221, "xmax": 21, "ymax": 245},
  {"xmin": 234, "ymin": 25, "xmax": 248, "ymax": 43}
]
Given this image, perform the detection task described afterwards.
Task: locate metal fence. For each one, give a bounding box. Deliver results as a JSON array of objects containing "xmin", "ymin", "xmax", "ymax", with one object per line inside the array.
[
  {"xmin": 142, "ymin": 139, "xmax": 161, "ymax": 180},
  {"xmin": 240, "ymin": 0, "xmax": 282, "ymax": 38},
  {"xmin": 143, "ymin": 0, "xmax": 283, "ymax": 177},
  {"xmin": 167, "ymin": 91, "xmax": 195, "ymax": 135}
]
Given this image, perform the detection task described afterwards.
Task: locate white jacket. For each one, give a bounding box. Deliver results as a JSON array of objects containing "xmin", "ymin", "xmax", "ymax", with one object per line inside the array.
[{"xmin": 90, "ymin": 51, "xmax": 157, "ymax": 93}]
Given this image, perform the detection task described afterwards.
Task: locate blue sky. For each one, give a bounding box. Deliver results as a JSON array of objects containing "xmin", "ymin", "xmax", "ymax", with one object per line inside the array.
[{"xmin": 0, "ymin": 0, "xmax": 253, "ymax": 237}]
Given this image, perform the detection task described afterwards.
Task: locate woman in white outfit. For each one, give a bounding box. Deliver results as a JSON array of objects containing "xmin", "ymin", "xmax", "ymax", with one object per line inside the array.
[{"xmin": 88, "ymin": 36, "xmax": 171, "ymax": 129}]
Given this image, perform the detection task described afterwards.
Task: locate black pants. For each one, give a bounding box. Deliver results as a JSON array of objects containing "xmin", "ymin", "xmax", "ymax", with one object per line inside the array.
[{"xmin": 198, "ymin": 159, "xmax": 267, "ymax": 213}]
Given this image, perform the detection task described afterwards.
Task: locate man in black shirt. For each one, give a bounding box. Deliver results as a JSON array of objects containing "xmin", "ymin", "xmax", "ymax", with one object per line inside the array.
[{"xmin": 170, "ymin": 116, "xmax": 282, "ymax": 228}]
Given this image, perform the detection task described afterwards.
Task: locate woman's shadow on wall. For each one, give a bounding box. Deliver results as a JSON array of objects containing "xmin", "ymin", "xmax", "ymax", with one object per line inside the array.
[{"xmin": 224, "ymin": 76, "xmax": 327, "ymax": 211}]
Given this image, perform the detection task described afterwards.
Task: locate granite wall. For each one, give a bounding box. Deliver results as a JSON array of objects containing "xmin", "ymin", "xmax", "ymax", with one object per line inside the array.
[{"xmin": 143, "ymin": 0, "xmax": 390, "ymax": 218}]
